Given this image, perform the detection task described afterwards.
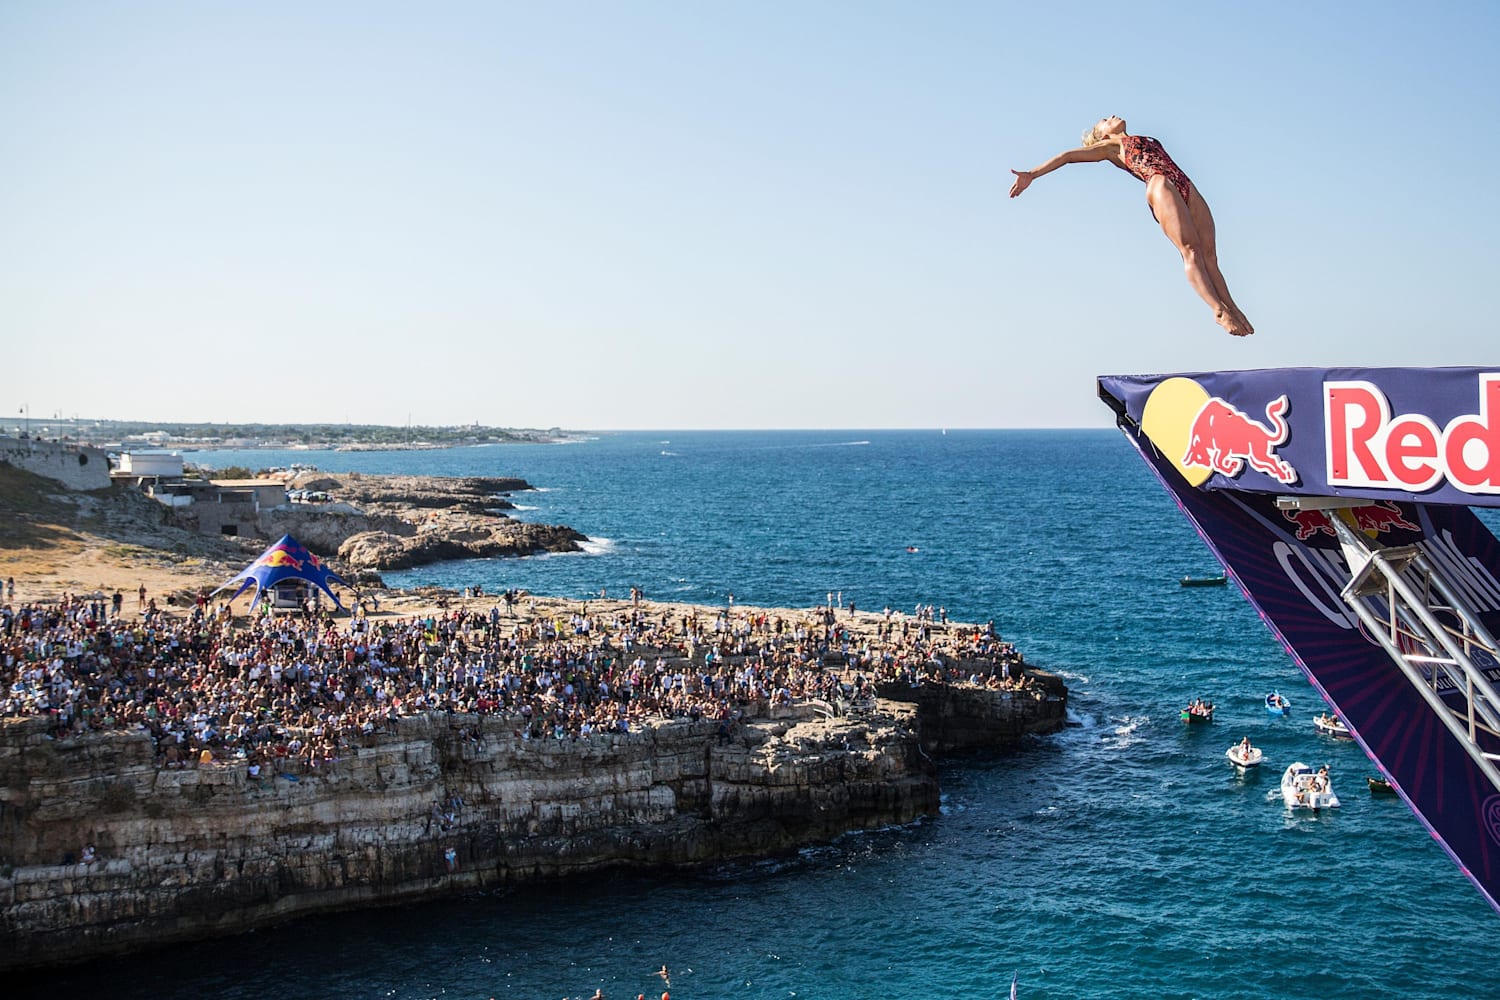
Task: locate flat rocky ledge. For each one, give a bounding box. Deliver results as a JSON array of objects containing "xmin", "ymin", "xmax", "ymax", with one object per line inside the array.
[{"xmin": 257, "ymin": 471, "xmax": 588, "ymax": 570}]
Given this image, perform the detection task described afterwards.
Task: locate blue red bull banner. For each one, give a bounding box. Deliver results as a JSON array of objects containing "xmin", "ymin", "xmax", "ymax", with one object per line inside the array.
[
  {"xmin": 1098, "ymin": 367, "xmax": 1500, "ymax": 508},
  {"xmin": 212, "ymin": 534, "xmax": 349, "ymax": 610},
  {"xmin": 1099, "ymin": 367, "xmax": 1500, "ymax": 914}
]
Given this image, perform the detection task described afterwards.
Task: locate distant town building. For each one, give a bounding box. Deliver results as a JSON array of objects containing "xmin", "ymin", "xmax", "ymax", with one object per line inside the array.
[
  {"xmin": 146, "ymin": 478, "xmax": 287, "ymax": 538},
  {"xmin": 112, "ymin": 451, "xmax": 185, "ymax": 485},
  {"xmin": 206, "ymin": 479, "xmax": 289, "ymax": 509},
  {"xmin": 0, "ymin": 435, "xmax": 111, "ymax": 490}
]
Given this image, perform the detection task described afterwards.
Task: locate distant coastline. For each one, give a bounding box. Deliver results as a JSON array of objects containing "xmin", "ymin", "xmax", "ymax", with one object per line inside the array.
[{"xmin": 2, "ymin": 418, "xmax": 591, "ymax": 454}]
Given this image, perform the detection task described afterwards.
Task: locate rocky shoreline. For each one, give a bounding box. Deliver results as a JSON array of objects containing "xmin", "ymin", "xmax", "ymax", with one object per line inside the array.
[
  {"xmin": 265, "ymin": 471, "xmax": 588, "ymax": 571},
  {"xmin": 0, "ymin": 685, "xmax": 1064, "ymax": 970},
  {"xmin": 0, "ymin": 463, "xmax": 1069, "ymax": 971},
  {"xmin": 0, "ymin": 462, "xmax": 588, "ymax": 598}
]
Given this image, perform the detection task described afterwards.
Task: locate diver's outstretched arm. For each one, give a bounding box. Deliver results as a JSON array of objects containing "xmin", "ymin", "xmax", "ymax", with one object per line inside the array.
[{"xmin": 1009, "ymin": 144, "xmax": 1114, "ymax": 197}]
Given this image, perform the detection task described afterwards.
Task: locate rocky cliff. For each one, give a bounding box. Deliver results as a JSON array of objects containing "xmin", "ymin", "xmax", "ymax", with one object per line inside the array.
[
  {"xmin": 0, "ymin": 703, "xmax": 937, "ymax": 969},
  {"xmin": 878, "ymin": 671, "xmax": 1069, "ymax": 752},
  {"xmin": 261, "ymin": 473, "xmax": 588, "ymax": 569}
]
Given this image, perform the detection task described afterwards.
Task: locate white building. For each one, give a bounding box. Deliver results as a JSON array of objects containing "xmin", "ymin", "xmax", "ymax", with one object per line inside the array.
[{"xmin": 116, "ymin": 451, "xmax": 185, "ymax": 479}]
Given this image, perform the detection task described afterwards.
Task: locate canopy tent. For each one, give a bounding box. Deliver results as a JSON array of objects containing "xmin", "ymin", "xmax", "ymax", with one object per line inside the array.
[{"xmin": 212, "ymin": 534, "xmax": 350, "ymax": 610}]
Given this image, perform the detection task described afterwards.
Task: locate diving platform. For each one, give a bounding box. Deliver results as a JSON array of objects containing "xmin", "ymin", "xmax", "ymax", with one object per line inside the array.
[{"xmin": 1098, "ymin": 367, "xmax": 1500, "ymax": 914}]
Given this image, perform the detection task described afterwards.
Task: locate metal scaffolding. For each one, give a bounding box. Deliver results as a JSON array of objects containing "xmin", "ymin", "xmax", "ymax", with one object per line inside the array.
[{"xmin": 1277, "ymin": 496, "xmax": 1500, "ymax": 794}]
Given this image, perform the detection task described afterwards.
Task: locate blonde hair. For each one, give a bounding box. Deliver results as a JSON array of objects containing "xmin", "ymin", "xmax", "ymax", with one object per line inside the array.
[{"xmin": 1081, "ymin": 121, "xmax": 1103, "ymax": 147}]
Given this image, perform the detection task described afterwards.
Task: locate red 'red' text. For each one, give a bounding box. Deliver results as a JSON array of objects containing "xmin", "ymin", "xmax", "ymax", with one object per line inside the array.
[{"xmin": 1325, "ymin": 375, "xmax": 1500, "ymax": 495}]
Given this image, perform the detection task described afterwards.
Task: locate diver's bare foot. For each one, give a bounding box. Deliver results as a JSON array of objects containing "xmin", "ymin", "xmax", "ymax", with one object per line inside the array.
[
  {"xmin": 1214, "ymin": 308, "xmax": 1252, "ymax": 337},
  {"xmin": 1228, "ymin": 306, "xmax": 1255, "ymax": 336}
]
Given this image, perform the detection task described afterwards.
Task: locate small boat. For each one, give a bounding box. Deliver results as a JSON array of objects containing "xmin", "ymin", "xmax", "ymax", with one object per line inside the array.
[
  {"xmin": 1265, "ymin": 691, "xmax": 1291, "ymax": 715},
  {"xmin": 1282, "ymin": 762, "xmax": 1340, "ymax": 810},
  {"xmin": 1226, "ymin": 742, "xmax": 1263, "ymax": 768},
  {"xmin": 1181, "ymin": 575, "xmax": 1228, "ymax": 587},
  {"xmin": 1313, "ymin": 712, "xmax": 1353, "ymax": 739},
  {"xmin": 1368, "ymin": 776, "xmax": 1397, "ymax": 795},
  {"xmin": 1181, "ymin": 701, "xmax": 1215, "ymax": 724}
]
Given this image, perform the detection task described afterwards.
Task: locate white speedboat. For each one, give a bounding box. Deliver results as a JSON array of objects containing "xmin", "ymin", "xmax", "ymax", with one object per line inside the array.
[
  {"xmin": 1313, "ymin": 712, "xmax": 1353, "ymax": 739},
  {"xmin": 1282, "ymin": 761, "xmax": 1340, "ymax": 810},
  {"xmin": 1226, "ymin": 743, "xmax": 1263, "ymax": 768}
]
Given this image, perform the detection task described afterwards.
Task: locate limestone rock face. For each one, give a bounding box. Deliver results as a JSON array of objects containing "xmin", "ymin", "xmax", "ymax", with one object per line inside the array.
[
  {"xmin": 0, "ymin": 703, "xmax": 937, "ymax": 969},
  {"xmin": 337, "ymin": 519, "xmax": 586, "ymax": 569},
  {"xmin": 877, "ymin": 673, "xmax": 1069, "ymax": 753},
  {"xmin": 258, "ymin": 507, "xmax": 379, "ymax": 554},
  {"xmin": 256, "ymin": 473, "xmax": 587, "ymax": 570},
  {"xmin": 289, "ymin": 473, "xmax": 532, "ymax": 514}
]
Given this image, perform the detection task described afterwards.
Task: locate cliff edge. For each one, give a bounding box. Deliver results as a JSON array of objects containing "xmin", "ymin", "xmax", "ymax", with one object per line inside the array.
[{"xmin": 0, "ymin": 703, "xmax": 936, "ymax": 969}]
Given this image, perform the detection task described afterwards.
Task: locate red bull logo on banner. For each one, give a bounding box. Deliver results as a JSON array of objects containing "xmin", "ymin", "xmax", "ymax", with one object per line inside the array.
[
  {"xmin": 1181, "ymin": 394, "xmax": 1297, "ymax": 485},
  {"xmin": 1104, "ymin": 367, "xmax": 1500, "ymax": 507},
  {"xmin": 1138, "ymin": 377, "xmax": 1298, "ymax": 488},
  {"xmin": 1280, "ymin": 501, "xmax": 1421, "ymax": 541},
  {"xmin": 1326, "ymin": 374, "xmax": 1500, "ymax": 495}
]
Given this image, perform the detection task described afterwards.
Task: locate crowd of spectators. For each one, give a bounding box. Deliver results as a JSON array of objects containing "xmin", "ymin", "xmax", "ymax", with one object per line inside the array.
[{"xmin": 0, "ymin": 586, "xmax": 1037, "ymax": 776}]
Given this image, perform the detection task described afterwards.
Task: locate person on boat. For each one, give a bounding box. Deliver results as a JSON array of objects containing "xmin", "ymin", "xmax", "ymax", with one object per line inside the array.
[
  {"xmin": 1240, "ymin": 736, "xmax": 1252, "ymax": 753},
  {"xmin": 1009, "ymin": 116, "xmax": 1253, "ymax": 337}
]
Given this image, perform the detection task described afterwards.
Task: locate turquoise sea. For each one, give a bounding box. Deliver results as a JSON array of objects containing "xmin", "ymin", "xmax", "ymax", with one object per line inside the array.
[{"xmin": 24, "ymin": 430, "xmax": 1500, "ymax": 999}]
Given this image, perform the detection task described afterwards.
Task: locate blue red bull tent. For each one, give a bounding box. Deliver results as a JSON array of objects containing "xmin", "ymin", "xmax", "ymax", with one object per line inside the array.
[
  {"xmin": 1099, "ymin": 366, "xmax": 1500, "ymax": 913},
  {"xmin": 212, "ymin": 534, "xmax": 350, "ymax": 611}
]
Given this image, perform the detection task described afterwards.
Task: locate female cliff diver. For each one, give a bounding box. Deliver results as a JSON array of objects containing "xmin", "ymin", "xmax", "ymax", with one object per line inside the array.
[{"xmin": 1009, "ymin": 116, "xmax": 1253, "ymax": 337}]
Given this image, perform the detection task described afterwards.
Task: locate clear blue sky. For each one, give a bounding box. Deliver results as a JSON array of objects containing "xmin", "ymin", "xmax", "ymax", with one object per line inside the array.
[{"xmin": 3, "ymin": 2, "xmax": 1496, "ymax": 429}]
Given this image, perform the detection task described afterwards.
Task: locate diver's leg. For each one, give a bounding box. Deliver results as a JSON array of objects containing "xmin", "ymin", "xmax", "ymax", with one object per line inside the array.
[{"xmin": 1148, "ymin": 179, "xmax": 1249, "ymax": 337}]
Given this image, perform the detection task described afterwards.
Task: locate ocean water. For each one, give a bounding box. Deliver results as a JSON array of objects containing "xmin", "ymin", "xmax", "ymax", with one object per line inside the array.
[{"xmin": 25, "ymin": 430, "xmax": 1500, "ymax": 999}]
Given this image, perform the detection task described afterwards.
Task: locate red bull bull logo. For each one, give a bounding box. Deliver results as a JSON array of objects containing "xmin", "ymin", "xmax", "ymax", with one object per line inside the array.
[
  {"xmin": 255, "ymin": 548, "xmax": 305, "ymax": 571},
  {"xmin": 1327, "ymin": 374, "xmax": 1500, "ymax": 495},
  {"xmin": 1351, "ymin": 501, "xmax": 1420, "ymax": 534},
  {"xmin": 1139, "ymin": 378, "xmax": 1300, "ymax": 488},
  {"xmin": 1283, "ymin": 507, "xmax": 1335, "ymax": 540},
  {"xmin": 1181, "ymin": 394, "xmax": 1298, "ymax": 485},
  {"xmin": 1281, "ymin": 501, "xmax": 1420, "ymax": 541}
]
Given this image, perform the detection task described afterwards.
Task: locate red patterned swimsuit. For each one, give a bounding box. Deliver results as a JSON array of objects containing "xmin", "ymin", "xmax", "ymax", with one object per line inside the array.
[{"xmin": 1119, "ymin": 134, "xmax": 1192, "ymax": 202}]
